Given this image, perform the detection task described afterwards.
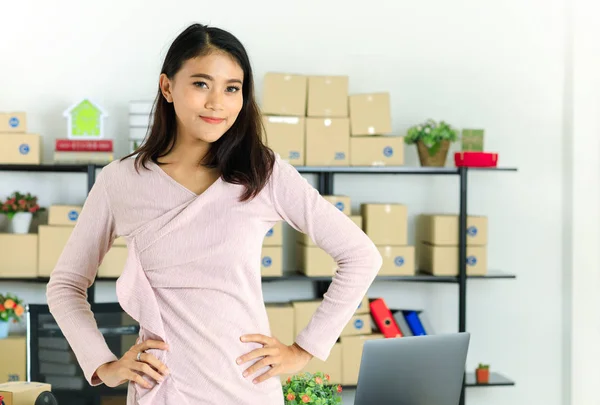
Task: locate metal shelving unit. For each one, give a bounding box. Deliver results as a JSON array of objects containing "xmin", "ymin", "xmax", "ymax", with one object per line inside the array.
[{"xmin": 3, "ymin": 162, "xmax": 517, "ymax": 404}]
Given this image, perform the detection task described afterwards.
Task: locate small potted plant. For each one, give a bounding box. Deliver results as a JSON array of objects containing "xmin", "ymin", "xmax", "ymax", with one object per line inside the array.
[
  {"xmin": 0, "ymin": 191, "xmax": 43, "ymax": 234},
  {"xmin": 404, "ymin": 119, "xmax": 458, "ymax": 167},
  {"xmin": 475, "ymin": 363, "xmax": 490, "ymax": 384},
  {"xmin": 282, "ymin": 371, "xmax": 342, "ymax": 404},
  {"xmin": 0, "ymin": 293, "xmax": 25, "ymax": 339}
]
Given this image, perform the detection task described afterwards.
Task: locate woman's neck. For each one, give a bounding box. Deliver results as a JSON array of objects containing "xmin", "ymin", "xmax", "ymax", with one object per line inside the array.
[{"xmin": 160, "ymin": 134, "xmax": 211, "ymax": 168}]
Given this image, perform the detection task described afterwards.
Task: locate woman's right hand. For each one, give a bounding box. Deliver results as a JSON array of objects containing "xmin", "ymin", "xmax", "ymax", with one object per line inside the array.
[{"xmin": 95, "ymin": 339, "xmax": 170, "ymax": 389}]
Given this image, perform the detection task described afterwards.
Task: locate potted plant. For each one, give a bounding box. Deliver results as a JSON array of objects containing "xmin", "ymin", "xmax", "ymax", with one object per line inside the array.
[
  {"xmin": 404, "ymin": 119, "xmax": 458, "ymax": 167},
  {"xmin": 0, "ymin": 191, "xmax": 43, "ymax": 234},
  {"xmin": 282, "ymin": 371, "xmax": 342, "ymax": 404},
  {"xmin": 475, "ymin": 363, "xmax": 490, "ymax": 384},
  {"xmin": 0, "ymin": 293, "xmax": 25, "ymax": 339}
]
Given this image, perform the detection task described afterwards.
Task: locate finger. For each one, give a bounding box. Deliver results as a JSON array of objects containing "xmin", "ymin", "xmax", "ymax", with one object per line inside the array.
[
  {"xmin": 127, "ymin": 370, "xmax": 153, "ymax": 389},
  {"xmin": 237, "ymin": 347, "xmax": 277, "ymax": 365},
  {"xmin": 138, "ymin": 339, "xmax": 170, "ymax": 352},
  {"xmin": 243, "ymin": 356, "xmax": 279, "ymax": 378},
  {"xmin": 139, "ymin": 352, "xmax": 171, "ymax": 377},
  {"xmin": 131, "ymin": 359, "xmax": 165, "ymax": 385},
  {"xmin": 240, "ymin": 334, "xmax": 274, "ymax": 346},
  {"xmin": 253, "ymin": 365, "xmax": 279, "ymax": 384}
]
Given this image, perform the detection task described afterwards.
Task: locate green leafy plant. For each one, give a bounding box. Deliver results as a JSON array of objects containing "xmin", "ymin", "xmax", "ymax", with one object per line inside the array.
[
  {"xmin": 282, "ymin": 371, "xmax": 342, "ymax": 405},
  {"xmin": 0, "ymin": 293, "xmax": 25, "ymax": 323},
  {"xmin": 477, "ymin": 363, "xmax": 489, "ymax": 369},
  {"xmin": 0, "ymin": 191, "xmax": 44, "ymax": 219},
  {"xmin": 404, "ymin": 119, "xmax": 458, "ymax": 156}
]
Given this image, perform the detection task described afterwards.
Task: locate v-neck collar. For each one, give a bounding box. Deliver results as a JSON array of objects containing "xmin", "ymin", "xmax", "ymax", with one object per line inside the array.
[{"xmin": 149, "ymin": 160, "xmax": 223, "ymax": 198}]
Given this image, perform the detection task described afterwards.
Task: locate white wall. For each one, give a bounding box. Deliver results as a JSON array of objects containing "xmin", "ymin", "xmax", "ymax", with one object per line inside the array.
[{"xmin": 0, "ymin": 1, "xmax": 574, "ymax": 404}]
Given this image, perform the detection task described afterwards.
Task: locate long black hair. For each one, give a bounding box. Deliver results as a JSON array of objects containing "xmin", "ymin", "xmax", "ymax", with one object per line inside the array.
[{"xmin": 122, "ymin": 23, "xmax": 275, "ymax": 201}]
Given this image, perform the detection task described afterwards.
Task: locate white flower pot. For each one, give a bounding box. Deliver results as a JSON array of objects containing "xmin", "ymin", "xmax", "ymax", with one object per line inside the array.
[
  {"xmin": 9, "ymin": 212, "xmax": 33, "ymax": 234},
  {"xmin": 0, "ymin": 320, "xmax": 9, "ymax": 339}
]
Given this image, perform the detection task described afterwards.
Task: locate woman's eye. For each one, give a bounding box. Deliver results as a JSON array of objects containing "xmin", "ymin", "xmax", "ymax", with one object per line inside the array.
[
  {"xmin": 193, "ymin": 81, "xmax": 208, "ymax": 88},
  {"xmin": 227, "ymin": 86, "xmax": 241, "ymax": 93}
]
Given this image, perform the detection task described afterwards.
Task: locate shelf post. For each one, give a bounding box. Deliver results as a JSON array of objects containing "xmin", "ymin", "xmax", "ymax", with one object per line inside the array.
[
  {"xmin": 458, "ymin": 166, "xmax": 468, "ymax": 405},
  {"xmin": 87, "ymin": 164, "xmax": 97, "ymax": 304}
]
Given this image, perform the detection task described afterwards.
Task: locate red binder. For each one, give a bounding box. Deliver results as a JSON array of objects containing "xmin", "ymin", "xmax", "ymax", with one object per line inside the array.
[{"xmin": 370, "ymin": 298, "xmax": 403, "ymax": 338}]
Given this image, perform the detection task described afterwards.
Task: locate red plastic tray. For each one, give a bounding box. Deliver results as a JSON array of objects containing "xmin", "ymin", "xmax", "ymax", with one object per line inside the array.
[{"xmin": 454, "ymin": 152, "xmax": 498, "ymax": 167}]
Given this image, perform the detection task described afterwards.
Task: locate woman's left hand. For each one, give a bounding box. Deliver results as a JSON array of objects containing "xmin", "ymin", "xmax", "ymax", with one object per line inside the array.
[{"xmin": 237, "ymin": 334, "xmax": 313, "ymax": 384}]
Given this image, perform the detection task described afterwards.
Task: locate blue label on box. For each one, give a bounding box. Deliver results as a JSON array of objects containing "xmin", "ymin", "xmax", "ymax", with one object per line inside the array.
[
  {"xmin": 265, "ymin": 228, "xmax": 274, "ymax": 237},
  {"xmin": 9, "ymin": 116, "xmax": 20, "ymax": 128},
  {"xmin": 394, "ymin": 256, "xmax": 405, "ymax": 266},
  {"xmin": 335, "ymin": 202, "xmax": 345, "ymax": 211},
  {"xmin": 466, "ymin": 256, "xmax": 477, "ymax": 266},
  {"xmin": 383, "ymin": 146, "xmax": 393, "ymax": 157},
  {"xmin": 19, "ymin": 144, "xmax": 30, "ymax": 155},
  {"xmin": 334, "ymin": 152, "xmax": 346, "ymax": 160},
  {"xmin": 262, "ymin": 256, "xmax": 272, "ymax": 267},
  {"xmin": 289, "ymin": 151, "xmax": 300, "ymax": 160},
  {"xmin": 68, "ymin": 210, "xmax": 79, "ymax": 221},
  {"xmin": 354, "ymin": 319, "xmax": 364, "ymax": 329},
  {"xmin": 467, "ymin": 226, "xmax": 478, "ymax": 237}
]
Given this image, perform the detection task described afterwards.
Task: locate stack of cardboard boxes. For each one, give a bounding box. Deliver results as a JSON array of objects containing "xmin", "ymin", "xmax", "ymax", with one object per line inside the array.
[
  {"xmin": 261, "ymin": 72, "xmax": 404, "ymax": 167},
  {"xmin": 361, "ymin": 203, "xmax": 415, "ymax": 276},
  {"xmin": 261, "ymin": 223, "xmax": 284, "ymax": 277},
  {"xmin": 0, "ymin": 112, "xmax": 42, "ymax": 165},
  {"xmin": 417, "ymin": 214, "xmax": 488, "ymax": 276}
]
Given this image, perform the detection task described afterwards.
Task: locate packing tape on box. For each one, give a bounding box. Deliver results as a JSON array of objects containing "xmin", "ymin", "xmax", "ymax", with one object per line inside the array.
[{"xmin": 267, "ymin": 116, "xmax": 300, "ymax": 124}]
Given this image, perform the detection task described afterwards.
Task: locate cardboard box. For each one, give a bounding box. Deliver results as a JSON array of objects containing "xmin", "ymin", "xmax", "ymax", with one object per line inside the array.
[
  {"xmin": 418, "ymin": 243, "xmax": 487, "ymax": 276},
  {"xmin": 266, "ymin": 303, "xmax": 295, "ymax": 346},
  {"xmin": 378, "ymin": 246, "xmax": 415, "ymax": 276},
  {"xmin": 350, "ymin": 136, "xmax": 404, "ymax": 166},
  {"xmin": 281, "ymin": 342, "xmax": 343, "ymax": 385},
  {"xmin": 0, "ymin": 134, "xmax": 41, "ymax": 164},
  {"xmin": 100, "ymin": 397, "xmax": 127, "ymax": 405},
  {"xmin": 292, "ymin": 300, "xmax": 322, "ymax": 336},
  {"xmin": 262, "ymin": 116, "xmax": 305, "ymax": 166},
  {"xmin": 417, "ymin": 214, "xmax": 488, "ymax": 246},
  {"xmin": 305, "ymin": 118, "xmax": 350, "ymax": 166},
  {"xmin": 307, "ymin": 76, "xmax": 348, "ymax": 117},
  {"xmin": 97, "ymin": 246, "xmax": 129, "ymax": 278},
  {"xmin": 261, "ymin": 246, "xmax": 283, "ymax": 277},
  {"xmin": 0, "ymin": 381, "xmax": 53, "ymax": 405},
  {"xmin": 348, "ymin": 93, "xmax": 392, "ymax": 136},
  {"xmin": 0, "ymin": 234, "xmax": 38, "ymax": 278},
  {"xmin": 48, "ymin": 205, "xmax": 82, "ymax": 226},
  {"xmin": 262, "ymin": 73, "xmax": 307, "ymax": 116},
  {"xmin": 38, "ymin": 225, "xmax": 72, "ymax": 277},
  {"xmin": 297, "ymin": 243, "xmax": 336, "ymax": 276},
  {"xmin": 298, "ymin": 215, "xmax": 361, "ymax": 246},
  {"xmin": 341, "ymin": 333, "xmax": 384, "ymax": 385},
  {"xmin": 0, "ymin": 336, "xmax": 26, "ymax": 382},
  {"xmin": 340, "ymin": 314, "xmax": 372, "ymax": 337},
  {"xmin": 461, "ymin": 129, "xmax": 485, "ymax": 152},
  {"xmin": 355, "ymin": 295, "xmax": 370, "ymax": 315},
  {"xmin": 263, "ymin": 222, "xmax": 283, "ymax": 246},
  {"xmin": 323, "ymin": 195, "xmax": 351, "ymax": 215},
  {"xmin": 0, "ymin": 112, "xmax": 27, "ymax": 133},
  {"xmin": 114, "ymin": 236, "xmax": 127, "ymax": 246},
  {"xmin": 361, "ymin": 204, "xmax": 408, "ymax": 245}
]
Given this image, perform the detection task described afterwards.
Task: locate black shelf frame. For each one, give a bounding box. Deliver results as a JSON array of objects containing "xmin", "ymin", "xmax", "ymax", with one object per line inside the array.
[{"xmin": 4, "ymin": 162, "xmax": 517, "ymax": 404}]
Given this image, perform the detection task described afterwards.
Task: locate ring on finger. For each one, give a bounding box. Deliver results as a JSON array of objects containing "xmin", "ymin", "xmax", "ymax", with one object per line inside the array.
[{"xmin": 136, "ymin": 351, "xmax": 143, "ymax": 361}]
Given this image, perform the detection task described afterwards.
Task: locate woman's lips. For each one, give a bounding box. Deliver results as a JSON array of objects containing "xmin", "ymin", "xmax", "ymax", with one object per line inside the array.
[{"xmin": 200, "ymin": 116, "xmax": 225, "ymax": 124}]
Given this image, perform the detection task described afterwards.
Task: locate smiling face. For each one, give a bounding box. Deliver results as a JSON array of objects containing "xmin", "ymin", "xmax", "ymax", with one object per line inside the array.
[{"xmin": 160, "ymin": 51, "xmax": 244, "ymax": 144}]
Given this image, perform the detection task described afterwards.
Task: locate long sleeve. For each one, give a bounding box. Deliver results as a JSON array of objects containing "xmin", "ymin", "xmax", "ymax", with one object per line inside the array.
[
  {"xmin": 268, "ymin": 157, "xmax": 383, "ymax": 361},
  {"xmin": 46, "ymin": 168, "xmax": 119, "ymax": 386}
]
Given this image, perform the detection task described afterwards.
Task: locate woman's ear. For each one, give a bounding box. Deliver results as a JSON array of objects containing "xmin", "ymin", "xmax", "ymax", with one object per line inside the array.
[{"xmin": 159, "ymin": 73, "xmax": 174, "ymax": 103}]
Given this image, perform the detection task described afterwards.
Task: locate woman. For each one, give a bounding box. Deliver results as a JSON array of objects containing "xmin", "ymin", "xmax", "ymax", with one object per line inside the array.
[{"xmin": 46, "ymin": 23, "xmax": 382, "ymax": 404}]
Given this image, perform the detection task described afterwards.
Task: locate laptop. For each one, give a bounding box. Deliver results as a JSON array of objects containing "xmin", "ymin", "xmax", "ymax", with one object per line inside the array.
[{"xmin": 354, "ymin": 332, "xmax": 470, "ymax": 405}]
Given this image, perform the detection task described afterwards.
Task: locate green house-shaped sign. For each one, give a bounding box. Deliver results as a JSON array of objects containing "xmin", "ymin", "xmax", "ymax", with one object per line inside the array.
[{"xmin": 63, "ymin": 99, "xmax": 107, "ymax": 139}]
